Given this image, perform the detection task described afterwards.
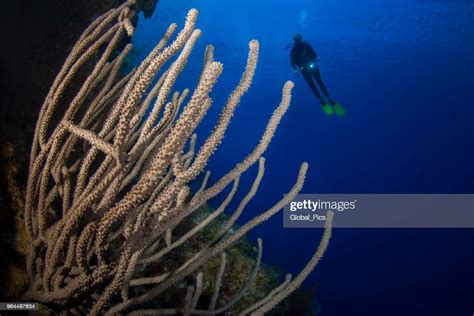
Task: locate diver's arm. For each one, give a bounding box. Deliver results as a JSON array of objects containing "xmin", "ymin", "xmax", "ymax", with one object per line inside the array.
[
  {"xmin": 290, "ymin": 50, "xmax": 296, "ymax": 69},
  {"xmin": 292, "ymin": 62, "xmax": 299, "ymax": 74},
  {"xmin": 312, "ymin": 45, "xmax": 318, "ymax": 59},
  {"xmin": 292, "ymin": 63, "xmax": 298, "ymax": 74},
  {"xmin": 290, "ymin": 51, "xmax": 298, "ymax": 74}
]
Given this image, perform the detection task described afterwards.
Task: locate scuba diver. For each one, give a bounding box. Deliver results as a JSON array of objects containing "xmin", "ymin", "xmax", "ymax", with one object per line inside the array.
[{"xmin": 290, "ymin": 34, "xmax": 345, "ymax": 116}]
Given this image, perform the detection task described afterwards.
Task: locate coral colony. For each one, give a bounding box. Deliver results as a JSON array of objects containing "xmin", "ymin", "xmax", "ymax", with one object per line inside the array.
[{"xmin": 24, "ymin": 1, "xmax": 333, "ymax": 314}]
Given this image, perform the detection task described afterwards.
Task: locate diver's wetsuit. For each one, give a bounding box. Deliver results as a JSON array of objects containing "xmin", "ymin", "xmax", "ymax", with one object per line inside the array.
[{"xmin": 291, "ymin": 41, "xmax": 334, "ymax": 105}]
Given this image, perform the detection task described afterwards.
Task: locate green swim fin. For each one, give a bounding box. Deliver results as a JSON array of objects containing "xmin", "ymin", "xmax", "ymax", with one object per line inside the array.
[
  {"xmin": 332, "ymin": 103, "xmax": 345, "ymax": 116},
  {"xmin": 322, "ymin": 104, "xmax": 334, "ymax": 116}
]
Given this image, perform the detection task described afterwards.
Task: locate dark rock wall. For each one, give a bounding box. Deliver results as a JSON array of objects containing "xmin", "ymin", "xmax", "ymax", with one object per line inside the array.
[{"xmin": 0, "ymin": 0, "xmax": 157, "ymax": 158}]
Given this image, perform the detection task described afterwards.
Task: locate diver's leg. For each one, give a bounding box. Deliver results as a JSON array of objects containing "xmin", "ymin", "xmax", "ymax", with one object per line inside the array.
[
  {"xmin": 312, "ymin": 67, "xmax": 336, "ymax": 105},
  {"xmin": 302, "ymin": 71, "xmax": 334, "ymax": 115},
  {"xmin": 302, "ymin": 71, "xmax": 325, "ymax": 105}
]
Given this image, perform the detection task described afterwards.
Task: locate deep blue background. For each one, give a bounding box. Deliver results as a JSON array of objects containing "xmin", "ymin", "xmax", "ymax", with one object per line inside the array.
[{"xmin": 131, "ymin": 1, "xmax": 474, "ymax": 315}]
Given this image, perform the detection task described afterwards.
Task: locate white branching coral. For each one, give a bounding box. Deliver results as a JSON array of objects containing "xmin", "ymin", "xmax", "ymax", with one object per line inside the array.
[{"xmin": 24, "ymin": 2, "xmax": 333, "ymax": 315}]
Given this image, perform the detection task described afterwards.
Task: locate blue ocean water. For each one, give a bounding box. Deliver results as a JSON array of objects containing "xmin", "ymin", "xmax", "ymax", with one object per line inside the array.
[{"xmin": 131, "ymin": 0, "xmax": 473, "ymax": 315}]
